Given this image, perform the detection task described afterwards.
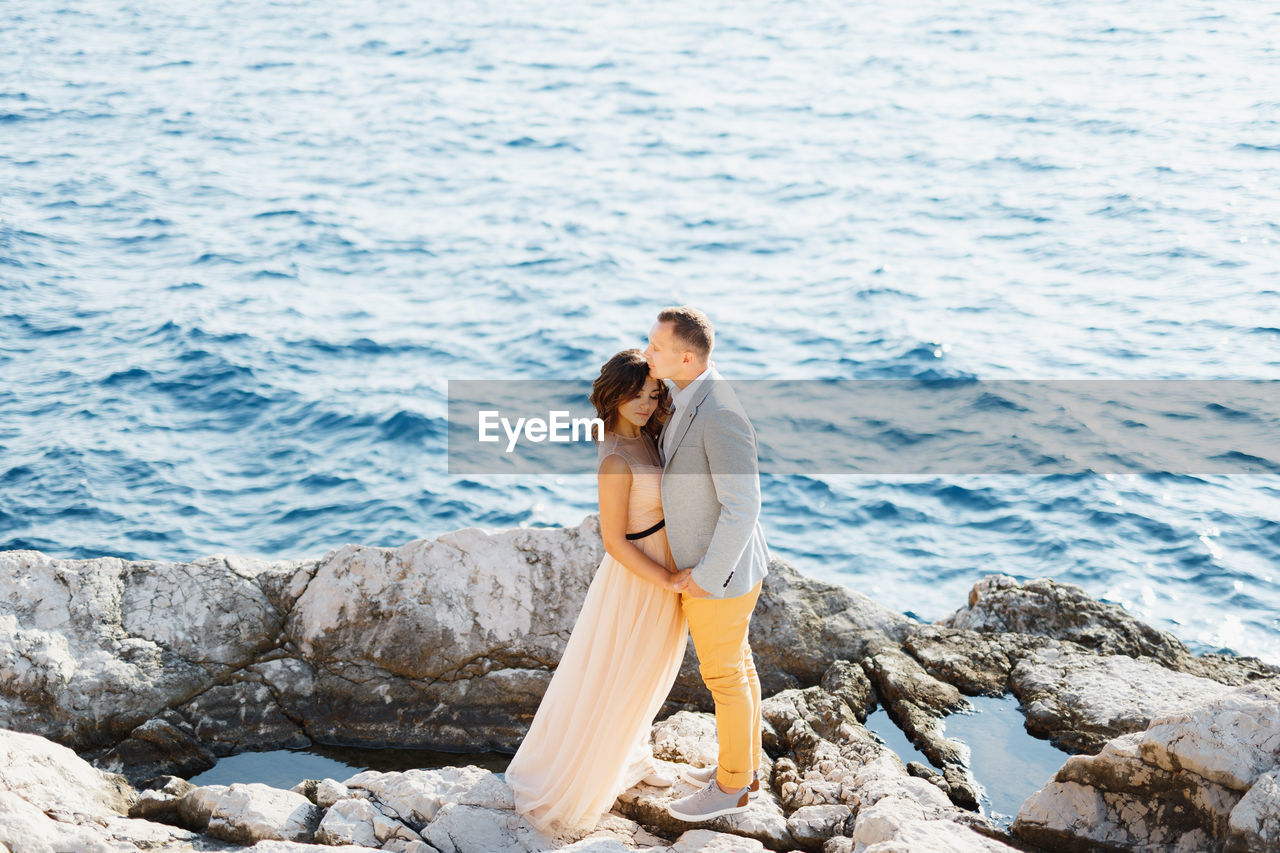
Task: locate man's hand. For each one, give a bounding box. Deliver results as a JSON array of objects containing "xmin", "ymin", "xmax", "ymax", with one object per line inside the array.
[
  {"xmin": 681, "ymin": 574, "xmax": 711, "ymax": 598},
  {"xmin": 667, "ymin": 568, "xmax": 693, "ymax": 593}
]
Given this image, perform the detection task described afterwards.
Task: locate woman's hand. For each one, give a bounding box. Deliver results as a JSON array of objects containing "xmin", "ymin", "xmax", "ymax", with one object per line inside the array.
[{"xmin": 667, "ymin": 568, "xmax": 693, "ymax": 593}]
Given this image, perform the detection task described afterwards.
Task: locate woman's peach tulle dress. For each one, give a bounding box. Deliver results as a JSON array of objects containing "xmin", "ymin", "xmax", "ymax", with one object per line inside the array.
[{"xmin": 504, "ymin": 431, "xmax": 688, "ymax": 836}]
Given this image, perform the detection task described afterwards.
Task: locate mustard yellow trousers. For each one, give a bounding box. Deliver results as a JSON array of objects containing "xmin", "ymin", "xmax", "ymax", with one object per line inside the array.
[{"xmin": 681, "ymin": 579, "xmax": 763, "ymax": 789}]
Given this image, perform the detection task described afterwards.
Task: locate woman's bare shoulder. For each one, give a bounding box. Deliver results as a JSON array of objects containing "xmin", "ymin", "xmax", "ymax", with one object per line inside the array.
[{"xmin": 597, "ymin": 453, "xmax": 633, "ymax": 476}]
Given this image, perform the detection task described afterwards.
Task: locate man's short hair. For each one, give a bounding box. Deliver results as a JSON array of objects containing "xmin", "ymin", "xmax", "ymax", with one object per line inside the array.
[{"xmin": 657, "ymin": 306, "xmax": 714, "ymax": 361}]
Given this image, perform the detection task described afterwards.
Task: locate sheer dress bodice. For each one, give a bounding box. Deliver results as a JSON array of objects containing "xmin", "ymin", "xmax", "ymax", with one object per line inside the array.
[{"xmin": 596, "ymin": 431, "xmax": 675, "ymax": 571}]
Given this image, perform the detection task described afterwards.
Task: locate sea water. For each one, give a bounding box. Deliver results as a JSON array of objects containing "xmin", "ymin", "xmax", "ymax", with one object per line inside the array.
[{"xmin": 3, "ymin": 0, "xmax": 1278, "ymax": 741}]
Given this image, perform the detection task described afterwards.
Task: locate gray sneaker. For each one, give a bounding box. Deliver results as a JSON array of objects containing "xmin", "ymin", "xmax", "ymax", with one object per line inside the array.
[
  {"xmin": 666, "ymin": 778, "xmax": 751, "ymax": 822},
  {"xmin": 681, "ymin": 765, "xmax": 760, "ymax": 798}
]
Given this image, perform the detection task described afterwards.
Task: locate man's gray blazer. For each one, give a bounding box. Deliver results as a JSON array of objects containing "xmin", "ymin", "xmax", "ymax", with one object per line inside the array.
[{"xmin": 659, "ymin": 366, "xmax": 769, "ymax": 600}]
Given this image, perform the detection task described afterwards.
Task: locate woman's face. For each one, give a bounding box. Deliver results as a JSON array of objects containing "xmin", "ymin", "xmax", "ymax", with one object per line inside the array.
[{"xmin": 615, "ymin": 376, "xmax": 661, "ymax": 431}]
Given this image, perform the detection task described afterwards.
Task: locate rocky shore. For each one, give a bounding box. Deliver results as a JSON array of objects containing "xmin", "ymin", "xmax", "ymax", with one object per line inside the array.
[{"xmin": 1, "ymin": 516, "xmax": 1278, "ymax": 852}]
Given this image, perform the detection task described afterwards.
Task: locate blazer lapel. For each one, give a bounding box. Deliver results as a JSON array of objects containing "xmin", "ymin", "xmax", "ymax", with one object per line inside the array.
[{"xmin": 661, "ymin": 372, "xmax": 716, "ymax": 475}]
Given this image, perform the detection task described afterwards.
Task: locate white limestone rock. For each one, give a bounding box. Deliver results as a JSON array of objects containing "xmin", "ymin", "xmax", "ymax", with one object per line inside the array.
[
  {"xmin": 0, "ymin": 523, "xmax": 913, "ymax": 770},
  {"xmin": 421, "ymin": 802, "xmax": 556, "ymax": 852},
  {"xmin": 343, "ymin": 764, "xmax": 511, "ymax": 829},
  {"xmin": 850, "ymin": 756, "xmax": 956, "ymax": 816},
  {"xmin": 416, "ymin": 801, "xmax": 678, "ymax": 852},
  {"xmin": 854, "ymin": 798, "xmax": 1023, "ymax": 851},
  {"xmin": 556, "ymin": 839, "xmax": 651, "ymax": 853},
  {"xmin": 204, "ymin": 781, "xmax": 324, "ymax": 844},
  {"xmin": 762, "ymin": 684, "xmax": 956, "ymax": 819},
  {"xmin": 616, "ymin": 710, "xmax": 790, "ymax": 849},
  {"xmin": 247, "ymin": 842, "xmax": 382, "ymax": 852},
  {"xmin": 178, "ymin": 782, "xmax": 228, "ymax": 829},
  {"xmin": 0, "ymin": 549, "xmax": 294, "ymax": 749},
  {"xmin": 316, "ymin": 795, "xmax": 421, "ymax": 847},
  {"xmin": 946, "ymin": 575, "xmax": 1186, "ymax": 663},
  {"xmin": 650, "ymin": 710, "xmax": 777, "ymax": 791},
  {"xmin": 651, "ymin": 710, "xmax": 721, "ymax": 770},
  {"xmin": 100, "ymin": 813, "xmax": 206, "ymax": 849},
  {"xmin": 762, "ymin": 677, "xmax": 1000, "ymax": 853},
  {"xmin": 127, "ymin": 772, "xmax": 195, "ymax": 824},
  {"xmin": 1229, "ymin": 769, "xmax": 1280, "ymax": 853},
  {"xmin": 1019, "ymin": 732, "xmax": 1239, "ymax": 849},
  {"xmin": 281, "ymin": 519, "xmax": 607, "ymax": 749},
  {"xmin": 616, "ymin": 776, "xmax": 791, "ymax": 851},
  {"xmin": 851, "ymin": 794, "xmax": 944, "ymax": 847},
  {"xmin": 672, "ymin": 828, "xmax": 768, "ymax": 851},
  {"xmin": 1016, "ymin": 777, "xmax": 1222, "ymax": 853},
  {"xmin": 0, "ymin": 790, "xmax": 117, "ymax": 853},
  {"xmin": 1013, "ymin": 681, "xmax": 1280, "ymax": 853},
  {"xmin": 1136, "ymin": 681, "xmax": 1280, "ymax": 790},
  {"xmin": 0, "ymin": 726, "xmax": 212, "ymax": 853},
  {"xmin": 787, "ymin": 804, "xmax": 853, "ymax": 849},
  {"xmin": 290, "ymin": 522, "xmax": 599, "ymax": 674},
  {"xmin": 1012, "ymin": 643, "xmax": 1237, "ymax": 752},
  {"xmin": 0, "ymin": 727, "xmax": 133, "ymax": 822},
  {"xmin": 381, "ymin": 840, "xmax": 438, "ymax": 853},
  {"xmin": 129, "ymin": 786, "xmax": 181, "ymax": 822},
  {"xmin": 315, "ymin": 797, "xmax": 385, "ymax": 847},
  {"xmin": 12, "ymin": 534, "xmax": 1277, "ymax": 853},
  {"xmin": 314, "ymin": 776, "xmax": 352, "ymax": 808},
  {"xmin": 943, "ymin": 574, "xmax": 1278, "ymax": 691},
  {"xmin": 574, "ymin": 812, "xmax": 671, "ymax": 849}
]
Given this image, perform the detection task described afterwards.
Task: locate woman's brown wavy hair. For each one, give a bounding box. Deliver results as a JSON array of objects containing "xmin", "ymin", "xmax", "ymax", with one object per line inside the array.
[{"xmin": 590, "ymin": 349, "xmax": 672, "ymax": 440}]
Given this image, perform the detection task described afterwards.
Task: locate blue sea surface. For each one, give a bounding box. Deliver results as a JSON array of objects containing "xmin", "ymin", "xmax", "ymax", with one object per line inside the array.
[
  {"xmin": 867, "ymin": 695, "xmax": 1068, "ymax": 828},
  {"xmin": 944, "ymin": 695, "xmax": 1069, "ymax": 827},
  {"xmin": 2, "ymin": 1, "xmax": 1279, "ymax": 664}
]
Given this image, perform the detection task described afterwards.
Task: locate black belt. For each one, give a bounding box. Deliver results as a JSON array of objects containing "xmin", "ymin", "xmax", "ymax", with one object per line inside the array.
[{"xmin": 625, "ymin": 519, "xmax": 666, "ymax": 540}]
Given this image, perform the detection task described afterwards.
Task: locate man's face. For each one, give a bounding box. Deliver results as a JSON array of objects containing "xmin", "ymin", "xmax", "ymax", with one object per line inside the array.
[{"xmin": 643, "ymin": 321, "xmax": 685, "ymax": 380}]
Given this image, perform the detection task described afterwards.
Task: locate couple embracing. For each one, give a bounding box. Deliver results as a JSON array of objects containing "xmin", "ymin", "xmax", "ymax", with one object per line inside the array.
[{"xmin": 504, "ymin": 305, "xmax": 771, "ymax": 837}]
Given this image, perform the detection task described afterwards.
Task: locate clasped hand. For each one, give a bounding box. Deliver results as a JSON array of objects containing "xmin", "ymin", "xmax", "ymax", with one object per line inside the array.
[{"xmin": 667, "ymin": 568, "xmax": 710, "ymax": 597}]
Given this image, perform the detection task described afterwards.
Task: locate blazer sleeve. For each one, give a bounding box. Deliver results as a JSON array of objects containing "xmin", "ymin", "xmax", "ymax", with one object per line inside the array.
[{"xmin": 689, "ymin": 408, "xmax": 762, "ymax": 596}]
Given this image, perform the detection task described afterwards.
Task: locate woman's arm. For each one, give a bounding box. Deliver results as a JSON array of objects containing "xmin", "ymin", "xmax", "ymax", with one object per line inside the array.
[{"xmin": 598, "ymin": 454, "xmax": 689, "ymax": 591}]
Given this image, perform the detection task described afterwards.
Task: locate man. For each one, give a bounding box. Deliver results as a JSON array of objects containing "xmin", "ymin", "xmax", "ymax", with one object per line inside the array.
[{"xmin": 643, "ymin": 305, "xmax": 770, "ymax": 822}]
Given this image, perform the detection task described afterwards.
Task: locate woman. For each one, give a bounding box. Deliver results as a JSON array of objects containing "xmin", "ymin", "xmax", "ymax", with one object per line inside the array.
[{"xmin": 504, "ymin": 349, "xmax": 691, "ymax": 837}]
